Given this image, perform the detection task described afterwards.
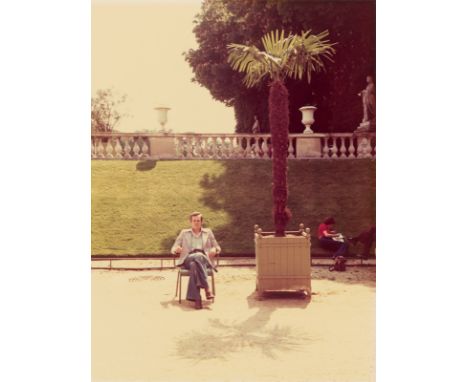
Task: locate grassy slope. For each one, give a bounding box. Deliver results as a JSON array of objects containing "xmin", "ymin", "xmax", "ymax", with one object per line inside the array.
[{"xmin": 92, "ymin": 160, "xmax": 375, "ymax": 255}]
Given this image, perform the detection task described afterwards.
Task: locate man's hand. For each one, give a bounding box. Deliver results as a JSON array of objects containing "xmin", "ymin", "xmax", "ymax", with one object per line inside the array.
[{"xmin": 174, "ymin": 246, "xmax": 183, "ymax": 255}]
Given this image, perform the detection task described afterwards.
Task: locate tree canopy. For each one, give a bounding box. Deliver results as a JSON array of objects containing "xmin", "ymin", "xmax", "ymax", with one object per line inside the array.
[
  {"xmin": 91, "ymin": 89, "xmax": 127, "ymax": 133},
  {"xmin": 185, "ymin": 0, "xmax": 375, "ymax": 133}
]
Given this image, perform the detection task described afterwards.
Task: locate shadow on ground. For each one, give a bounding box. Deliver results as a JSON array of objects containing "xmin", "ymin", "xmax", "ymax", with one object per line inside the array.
[
  {"xmin": 196, "ymin": 160, "xmax": 375, "ymax": 254},
  {"xmin": 312, "ymin": 266, "xmax": 376, "ymax": 288},
  {"xmin": 174, "ymin": 292, "xmax": 315, "ymax": 361}
]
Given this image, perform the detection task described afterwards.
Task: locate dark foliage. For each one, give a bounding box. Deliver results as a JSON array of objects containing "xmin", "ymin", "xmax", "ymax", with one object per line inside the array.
[{"xmin": 185, "ymin": 0, "xmax": 375, "ymax": 133}]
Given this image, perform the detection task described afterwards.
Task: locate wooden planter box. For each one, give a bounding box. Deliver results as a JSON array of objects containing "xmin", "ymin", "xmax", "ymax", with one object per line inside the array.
[{"xmin": 254, "ymin": 225, "xmax": 311, "ymax": 296}]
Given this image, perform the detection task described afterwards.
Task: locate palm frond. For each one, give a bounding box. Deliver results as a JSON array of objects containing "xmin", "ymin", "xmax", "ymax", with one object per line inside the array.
[
  {"xmin": 227, "ymin": 42, "xmax": 281, "ymax": 87},
  {"xmin": 227, "ymin": 29, "xmax": 336, "ymax": 86}
]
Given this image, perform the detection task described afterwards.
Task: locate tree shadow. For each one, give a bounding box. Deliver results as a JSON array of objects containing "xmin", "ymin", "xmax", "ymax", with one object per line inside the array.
[
  {"xmin": 160, "ymin": 298, "xmax": 215, "ymax": 312},
  {"xmin": 197, "ymin": 160, "xmax": 375, "ymax": 256},
  {"xmin": 174, "ymin": 292, "xmax": 316, "ymax": 362},
  {"xmin": 155, "ymin": 159, "xmax": 375, "ymax": 287},
  {"xmin": 136, "ymin": 159, "xmax": 157, "ymax": 171}
]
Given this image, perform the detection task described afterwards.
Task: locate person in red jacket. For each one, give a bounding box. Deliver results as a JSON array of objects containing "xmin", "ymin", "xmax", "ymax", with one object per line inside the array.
[{"xmin": 317, "ymin": 217, "xmax": 349, "ymax": 258}]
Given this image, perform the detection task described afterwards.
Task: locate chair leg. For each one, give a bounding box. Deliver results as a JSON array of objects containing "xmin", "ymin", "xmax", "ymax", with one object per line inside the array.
[
  {"xmin": 175, "ymin": 271, "xmax": 180, "ymax": 297},
  {"xmin": 179, "ymin": 273, "xmax": 182, "ymax": 304},
  {"xmin": 211, "ymin": 274, "xmax": 215, "ymax": 296}
]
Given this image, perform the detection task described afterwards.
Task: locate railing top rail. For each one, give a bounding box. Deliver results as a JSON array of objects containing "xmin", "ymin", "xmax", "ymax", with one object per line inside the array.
[{"xmin": 92, "ymin": 132, "xmax": 375, "ymax": 138}]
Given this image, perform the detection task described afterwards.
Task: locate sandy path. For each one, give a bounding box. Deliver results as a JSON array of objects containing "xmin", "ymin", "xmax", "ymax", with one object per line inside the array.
[{"xmin": 92, "ymin": 266, "xmax": 375, "ymax": 382}]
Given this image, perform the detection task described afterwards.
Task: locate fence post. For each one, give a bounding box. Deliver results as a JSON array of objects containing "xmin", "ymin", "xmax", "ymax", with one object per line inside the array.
[
  {"xmin": 148, "ymin": 134, "xmax": 177, "ymax": 159},
  {"xmin": 295, "ymin": 134, "xmax": 326, "ymax": 158}
]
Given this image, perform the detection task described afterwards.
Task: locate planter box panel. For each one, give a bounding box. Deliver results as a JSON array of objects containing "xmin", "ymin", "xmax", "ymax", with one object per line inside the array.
[{"xmin": 255, "ymin": 235, "xmax": 311, "ymax": 295}]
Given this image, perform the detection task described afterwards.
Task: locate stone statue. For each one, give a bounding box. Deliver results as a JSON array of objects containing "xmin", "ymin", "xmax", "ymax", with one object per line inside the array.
[
  {"xmin": 358, "ymin": 75, "xmax": 376, "ymax": 126},
  {"xmin": 251, "ymin": 115, "xmax": 260, "ymax": 134}
]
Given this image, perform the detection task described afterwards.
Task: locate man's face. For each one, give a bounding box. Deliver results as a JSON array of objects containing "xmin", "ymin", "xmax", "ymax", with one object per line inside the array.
[{"xmin": 191, "ymin": 215, "xmax": 202, "ymax": 231}]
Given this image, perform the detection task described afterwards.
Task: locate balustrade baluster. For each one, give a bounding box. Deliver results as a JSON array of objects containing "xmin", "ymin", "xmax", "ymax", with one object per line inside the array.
[
  {"xmin": 191, "ymin": 137, "xmax": 197, "ymax": 158},
  {"xmin": 267, "ymin": 138, "xmax": 273, "ymax": 158},
  {"xmin": 191, "ymin": 137, "xmax": 199, "ymax": 158},
  {"xmin": 323, "ymin": 137, "xmax": 330, "ymax": 158},
  {"xmin": 185, "ymin": 137, "xmax": 192, "ymax": 159},
  {"xmin": 105, "ymin": 139, "xmax": 114, "ymax": 159},
  {"xmin": 97, "ymin": 140, "xmax": 105, "ymax": 158},
  {"xmin": 214, "ymin": 137, "xmax": 223, "ymax": 159},
  {"xmin": 204, "ymin": 138, "xmax": 211, "ymax": 158},
  {"xmin": 250, "ymin": 137, "xmax": 258, "ymax": 158},
  {"xmin": 244, "ymin": 137, "xmax": 250, "ymax": 158},
  {"xmin": 256, "ymin": 138, "xmax": 263, "ymax": 158},
  {"xmin": 336, "ymin": 138, "xmax": 345, "ymax": 159},
  {"xmin": 178, "ymin": 137, "xmax": 184, "ymax": 159},
  {"xmin": 288, "ymin": 138, "xmax": 294, "ymax": 158},
  {"xmin": 114, "ymin": 138, "xmax": 123, "ymax": 159},
  {"xmin": 344, "ymin": 137, "xmax": 352, "ymax": 159},
  {"xmin": 197, "ymin": 137, "xmax": 204, "ymax": 158},
  {"xmin": 249, "ymin": 137, "xmax": 255, "ymax": 158},
  {"xmin": 348, "ymin": 137, "xmax": 356, "ymax": 158},
  {"xmin": 261, "ymin": 138, "xmax": 269, "ymax": 159},
  {"xmin": 224, "ymin": 137, "xmax": 233, "ymax": 158},
  {"xmin": 220, "ymin": 137, "xmax": 226, "ymax": 158},
  {"xmin": 184, "ymin": 138, "xmax": 190, "ymax": 159},
  {"xmin": 241, "ymin": 137, "xmax": 247, "ymax": 158},
  {"xmin": 140, "ymin": 139, "xmax": 149, "ymax": 159},
  {"xmin": 330, "ymin": 137, "xmax": 338, "ymax": 159},
  {"xmin": 230, "ymin": 137, "xmax": 237, "ymax": 158},
  {"xmin": 122, "ymin": 138, "xmax": 132, "ymax": 159},
  {"xmin": 234, "ymin": 137, "xmax": 243, "ymax": 158},
  {"xmin": 132, "ymin": 139, "xmax": 141, "ymax": 159},
  {"xmin": 199, "ymin": 137, "xmax": 205, "ymax": 158}
]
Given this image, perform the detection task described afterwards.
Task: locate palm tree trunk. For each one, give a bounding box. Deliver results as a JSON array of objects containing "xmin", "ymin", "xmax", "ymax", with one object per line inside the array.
[{"xmin": 269, "ymin": 80, "xmax": 291, "ymax": 236}]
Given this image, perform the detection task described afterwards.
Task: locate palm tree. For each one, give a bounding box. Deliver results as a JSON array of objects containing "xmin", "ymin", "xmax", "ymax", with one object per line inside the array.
[{"xmin": 227, "ymin": 30, "xmax": 336, "ymax": 236}]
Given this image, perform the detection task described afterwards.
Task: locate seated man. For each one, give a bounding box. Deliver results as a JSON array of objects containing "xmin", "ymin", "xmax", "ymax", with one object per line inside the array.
[
  {"xmin": 171, "ymin": 211, "xmax": 221, "ymax": 309},
  {"xmin": 317, "ymin": 217, "xmax": 349, "ymax": 258}
]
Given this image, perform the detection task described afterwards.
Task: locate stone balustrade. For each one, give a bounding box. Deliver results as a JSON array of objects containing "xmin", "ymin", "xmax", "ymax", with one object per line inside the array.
[
  {"xmin": 92, "ymin": 133, "xmax": 151, "ymax": 160},
  {"xmin": 323, "ymin": 132, "xmax": 376, "ymax": 159},
  {"xmin": 91, "ymin": 132, "xmax": 375, "ymax": 160}
]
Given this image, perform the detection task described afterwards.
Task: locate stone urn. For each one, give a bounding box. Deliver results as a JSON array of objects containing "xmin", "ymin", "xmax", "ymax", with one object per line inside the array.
[
  {"xmin": 154, "ymin": 106, "xmax": 171, "ymax": 133},
  {"xmin": 299, "ymin": 105, "xmax": 318, "ymax": 134},
  {"xmin": 254, "ymin": 224, "xmax": 312, "ymax": 297}
]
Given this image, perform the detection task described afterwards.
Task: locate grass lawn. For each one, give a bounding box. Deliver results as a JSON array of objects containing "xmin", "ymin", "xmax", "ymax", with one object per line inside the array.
[{"xmin": 92, "ymin": 159, "xmax": 375, "ymax": 255}]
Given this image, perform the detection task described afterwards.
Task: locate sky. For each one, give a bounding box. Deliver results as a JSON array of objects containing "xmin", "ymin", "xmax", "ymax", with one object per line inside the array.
[{"xmin": 92, "ymin": 0, "xmax": 236, "ymax": 133}]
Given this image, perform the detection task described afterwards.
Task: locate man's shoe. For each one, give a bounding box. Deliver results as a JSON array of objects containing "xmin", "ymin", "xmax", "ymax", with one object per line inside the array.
[
  {"xmin": 195, "ymin": 299, "xmax": 203, "ymax": 309},
  {"xmin": 205, "ymin": 290, "xmax": 215, "ymax": 300}
]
